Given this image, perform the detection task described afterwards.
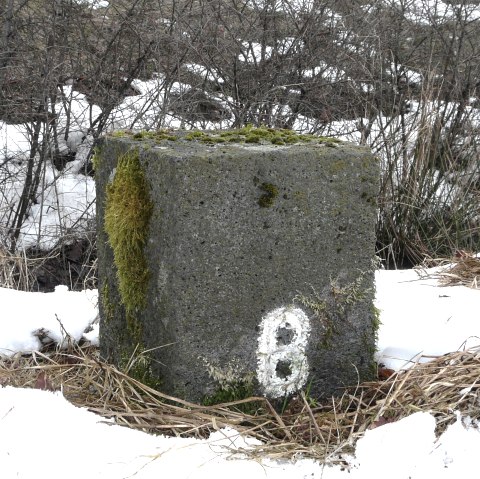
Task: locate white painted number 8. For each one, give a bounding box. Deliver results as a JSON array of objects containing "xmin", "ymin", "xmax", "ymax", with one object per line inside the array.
[{"xmin": 256, "ymin": 306, "xmax": 311, "ymax": 398}]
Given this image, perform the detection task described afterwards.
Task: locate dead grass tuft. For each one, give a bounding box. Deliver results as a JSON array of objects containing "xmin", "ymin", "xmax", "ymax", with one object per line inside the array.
[
  {"xmin": 1, "ymin": 345, "xmax": 479, "ymax": 463},
  {"xmin": 424, "ymin": 251, "xmax": 480, "ymax": 289},
  {"xmin": 438, "ymin": 253, "xmax": 480, "ymax": 289},
  {"xmin": 0, "ymin": 245, "xmax": 32, "ymax": 290},
  {"xmin": 0, "ymin": 235, "xmax": 97, "ymax": 292}
]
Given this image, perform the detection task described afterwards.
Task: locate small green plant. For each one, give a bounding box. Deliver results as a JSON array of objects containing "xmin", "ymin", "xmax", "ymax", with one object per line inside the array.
[
  {"xmin": 294, "ymin": 288, "xmax": 335, "ymax": 348},
  {"xmin": 201, "ymin": 358, "xmax": 258, "ymax": 412},
  {"xmin": 363, "ymin": 304, "xmax": 383, "ymax": 376},
  {"xmin": 120, "ymin": 346, "xmax": 161, "ymax": 390},
  {"xmin": 329, "ymin": 273, "xmax": 371, "ymax": 315},
  {"xmin": 202, "ymin": 379, "xmax": 255, "ymax": 408}
]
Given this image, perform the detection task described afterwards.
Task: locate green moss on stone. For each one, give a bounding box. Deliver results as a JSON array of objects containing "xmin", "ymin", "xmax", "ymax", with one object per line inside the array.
[
  {"xmin": 108, "ymin": 129, "xmax": 177, "ymax": 143},
  {"xmin": 108, "ymin": 126, "xmax": 342, "ymax": 146},
  {"xmin": 91, "ymin": 146, "xmax": 102, "ymax": 171},
  {"xmin": 185, "ymin": 125, "xmax": 341, "ymax": 146},
  {"xmin": 101, "ymin": 282, "xmax": 115, "ymax": 323},
  {"xmin": 258, "ymin": 182, "xmax": 279, "ymax": 208},
  {"xmin": 110, "ymin": 130, "xmax": 129, "ymax": 138},
  {"xmin": 104, "ymin": 148, "xmax": 153, "ymax": 340},
  {"xmin": 185, "ymin": 130, "xmax": 226, "ymax": 143},
  {"xmin": 132, "ymin": 130, "xmax": 177, "ymax": 142}
]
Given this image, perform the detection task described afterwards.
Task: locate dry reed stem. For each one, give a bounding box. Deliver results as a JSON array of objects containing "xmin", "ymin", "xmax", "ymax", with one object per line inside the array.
[{"xmin": 1, "ymin": 344, "xmax": 480, "ymax": 463}]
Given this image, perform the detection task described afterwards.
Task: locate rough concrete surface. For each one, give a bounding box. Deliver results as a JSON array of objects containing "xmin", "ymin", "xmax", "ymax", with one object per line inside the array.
[{"xmin": 96, "ymin": 131, "xmax": 379, "ymax": 403}]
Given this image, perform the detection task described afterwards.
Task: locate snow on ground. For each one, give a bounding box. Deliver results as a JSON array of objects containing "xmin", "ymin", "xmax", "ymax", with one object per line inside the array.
[
  {"xmin": 0, "ymin": 265, "xmax": 479, "ymax": 478},
  {"xmin": 0, "ymin": 286, "xmax": 98, "ymax": 357},
  {"xmin": 1, "ymin": 387, "xmax": 479, "ymax": 479},
  {"xmin": 375, "ymin": 267, "xmax": 480, "ymax": 370}
]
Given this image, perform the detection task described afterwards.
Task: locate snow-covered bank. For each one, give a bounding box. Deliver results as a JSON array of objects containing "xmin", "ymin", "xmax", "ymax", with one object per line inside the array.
[
  {"xmin": 0, "ymin": 265, "xmax": 479, "ymax": 478},
  {"xmin": 1, "ymin": 385, "xmax": 479, "ymax": 478},
  {"xmin": 0, "ymin": 286, "xmax": 98, "ymax": 357}
]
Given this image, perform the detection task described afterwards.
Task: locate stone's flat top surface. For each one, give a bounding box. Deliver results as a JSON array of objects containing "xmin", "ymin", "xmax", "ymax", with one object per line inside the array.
[
  {"xmin": 108, "ymin": 126, "xmax": 347, "ymax": 149},
  {"xmin": 104, "ymin": 130, "xmax": 374, "ymax": 179}
]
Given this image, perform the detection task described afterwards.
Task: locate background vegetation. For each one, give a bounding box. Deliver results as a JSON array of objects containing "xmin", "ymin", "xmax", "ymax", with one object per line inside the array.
[{"xmin": 1, "ymin": 0, "xmax": 479, "ymax": 290}]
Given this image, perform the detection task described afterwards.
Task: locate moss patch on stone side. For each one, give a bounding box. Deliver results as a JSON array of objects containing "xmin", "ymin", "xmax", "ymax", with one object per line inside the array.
[
  {"xmin": 258, "ymin": 182, "xmax": 279, "ymax": 208},
  {"xmin": 91, "ymin": 146, "xmax": 102, "ymax": 171},
  {"xmin": 101, "ymin": 282, "xmax": 115, "ymax": 324},
  {"xmin": 132, "ymin": 130, "xmax": 177, "ymax": 142},
  {"xmin": 104, "ymin": 148, "xmax": 153, "ymax": 340}
]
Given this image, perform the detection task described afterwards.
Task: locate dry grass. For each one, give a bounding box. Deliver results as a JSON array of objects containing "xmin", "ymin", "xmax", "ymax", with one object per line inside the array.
[
  {"xmin": 0, "ymin": 245, "xmax": 32, "ymax": 290},
  {"xmin": 436, "ymin": 253, "xmax": 480, "ymax": 289},
  {"xmin": 1, "ymin": 344, "xmax": 480, "ymax": 463},
  {"xmin": 420, "ymin": 251, "xmax": 480, "ymax": 289},
  {"xmin": 0, "ymin": 237, "xmax": 97, "ymax": 292}
]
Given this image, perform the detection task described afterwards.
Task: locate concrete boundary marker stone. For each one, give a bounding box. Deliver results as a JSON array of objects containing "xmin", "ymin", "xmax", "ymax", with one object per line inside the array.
[{"xmin": 95, "ymin": 128, "xmax": 380, "ymax": 403}]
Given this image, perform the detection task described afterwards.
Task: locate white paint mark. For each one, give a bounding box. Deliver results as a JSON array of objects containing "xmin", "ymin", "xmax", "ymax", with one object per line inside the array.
[{"xmin": 256, "ymin": 306, "xmax": 311, "ymax": 398}]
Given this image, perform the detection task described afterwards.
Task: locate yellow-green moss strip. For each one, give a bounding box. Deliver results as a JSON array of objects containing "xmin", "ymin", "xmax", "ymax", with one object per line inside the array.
[
  {"xmin": 185, "ymin": 125, "xmax": 341, "ymax": 145},
  {"xmin": 91, "ymin": 146, "xmax": 101, "ymax": 171},
  {"xmin": 104, "ymin": 148, "xmax": 153, "ymax": 337}
]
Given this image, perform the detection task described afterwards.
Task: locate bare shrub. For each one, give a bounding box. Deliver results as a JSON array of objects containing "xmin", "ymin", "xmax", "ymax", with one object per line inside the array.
[{"xmin": 0, "ymin": 0, "xmax": 479, "ymax": 279}]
